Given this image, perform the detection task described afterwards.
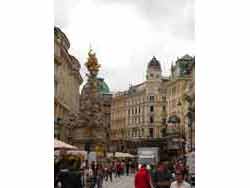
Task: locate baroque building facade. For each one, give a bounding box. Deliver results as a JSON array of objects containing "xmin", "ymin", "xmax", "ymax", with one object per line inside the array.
[
  {"xmin": 54, "ymin": 27, "xmax": 83, "ymax": 142},
  {"xmin": 110, "ymin": 55, "xmax": 194, "ymax": 159}
]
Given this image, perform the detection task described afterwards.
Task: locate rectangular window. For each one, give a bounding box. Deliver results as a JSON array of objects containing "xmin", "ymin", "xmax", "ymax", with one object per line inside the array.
[
  {"xmin": 149, "ymin": 96, "xmax": 154, "ymax": 101},
  {"xmin": 150, "ymin": 116, "xmax": 154, "ymax": 123},
  {"xmin": 150, "ymin": 105, "xmax": 154, "ymax": 112},
  {"xmin": 149, "ymin": 128, "xmax": 154, "ymax": 137},
  {"xmin": 162, "ymin": 105, "xmax": 166, "ymax": 112},
  {"xmin": 162, "ymin": 96, "xmax": 166, "ymax": 101},
  {"xmin": 162, "ymin": 118, "xmax": 166, "ymax": 125}
]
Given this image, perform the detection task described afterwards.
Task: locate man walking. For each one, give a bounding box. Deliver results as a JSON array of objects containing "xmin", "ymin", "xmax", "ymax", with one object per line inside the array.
[
  {"xmin": 107, "ymin": 164, "xmax": 113, "ymax": 182},
  {"xmin": 170, "ymin": 170, "xmax": 191, "ymax": 188},
  {"xmin": 152, "ymin": 162, "xmax": 172, "ymax": 188},
  {"xmin": 126, "ymin": 160, "xmax": 130, "ymax": 176},
  {"xmin": 134, "ymin": 164, "xmax": 152, "ymax": 188},
  {"xmin": 80, "ymin": 168, "xmax": 85, "ymax": 188}
]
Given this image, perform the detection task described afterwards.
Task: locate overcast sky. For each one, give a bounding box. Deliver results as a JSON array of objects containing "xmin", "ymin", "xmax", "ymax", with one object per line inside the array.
[{"xmin": 55, "ymin": 0, "xmax": 194, "ymax": 92}]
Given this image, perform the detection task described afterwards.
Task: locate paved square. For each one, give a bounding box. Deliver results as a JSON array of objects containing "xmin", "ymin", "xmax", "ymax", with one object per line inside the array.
[{"xmin": 103, "ymin": 174, "xmax": 134, "ymax": 188}]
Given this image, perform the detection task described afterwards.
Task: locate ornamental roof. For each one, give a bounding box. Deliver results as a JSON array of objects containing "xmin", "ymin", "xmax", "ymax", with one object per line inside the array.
[
  {"xmin": 181, "ymin": 54, "xmax": 193, "ymax": 60},
  {"xmin": 147, "ymin": 56, "xmax": 162, "ymax": 71},
  {"xmin": 97, "ymin": 78, "xmax": 110, "ymax": 94}
]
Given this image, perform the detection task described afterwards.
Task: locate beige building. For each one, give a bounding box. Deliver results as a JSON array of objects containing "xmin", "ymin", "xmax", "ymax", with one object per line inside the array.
[
  {"xmin": 111, "ymin": 55, "xmax": 194, "ymax": 157},
  {"xmin": 54, "ymin": 27, "xmax": 83, "ymax": 142},
  {"xmin": 182, "ymin": 62, "xmax": 195, "ymax": 152},
  {"xmin": 110, "ymin": 91, "xmax": 128, "ymax": 151}
]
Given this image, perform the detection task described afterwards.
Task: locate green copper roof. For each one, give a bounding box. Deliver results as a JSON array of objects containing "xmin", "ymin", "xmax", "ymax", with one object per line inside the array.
[{"xmin": 97, "ymin": 78, "xmax": 110, "ymax": 94}]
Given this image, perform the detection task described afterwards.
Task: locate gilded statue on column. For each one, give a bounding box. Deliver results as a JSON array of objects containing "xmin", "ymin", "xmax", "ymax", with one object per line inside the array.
[{"xmin": 85, "ymin": 49, "xmax": 101, "ymax": 77}]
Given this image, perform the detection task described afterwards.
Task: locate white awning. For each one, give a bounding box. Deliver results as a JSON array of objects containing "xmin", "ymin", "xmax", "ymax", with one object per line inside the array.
[
  {"xmin": 139, "ymin": 155, "xmax": 155, "ymax": 159},
  {"xmin": 54, "ymin": 139, "xmax": 78, "ymax": 150},
  {"xmin": 107, "ymin": 152, "xmax": 135, "ymax": 158}
]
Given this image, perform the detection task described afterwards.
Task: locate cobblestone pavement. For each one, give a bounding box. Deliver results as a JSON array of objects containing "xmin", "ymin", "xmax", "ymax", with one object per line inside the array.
[{"xmin": 103, "ymin": 174, "xmax": 134, "ymax": 188}]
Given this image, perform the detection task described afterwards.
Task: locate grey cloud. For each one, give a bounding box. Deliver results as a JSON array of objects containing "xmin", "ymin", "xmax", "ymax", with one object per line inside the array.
[
  {"xmin": 93, "ymin": 0, "xmax": 194, "ymax": 40},
  {"xmin": 55, "ymin": 0, "xmax": 194, "ymax": 91}
]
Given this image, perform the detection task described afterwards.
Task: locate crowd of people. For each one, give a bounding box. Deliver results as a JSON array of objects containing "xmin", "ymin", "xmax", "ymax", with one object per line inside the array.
[
  {"xmin": 54, "ymin": 153, "xmax": 194, "ymax": 188},
  {"xmin": 135, "ymin": 159, "xmax": 195, "ymax": 188},
  {"xmin": 55, "ymin": 153, "xmax": 138, "ymax": 188}
]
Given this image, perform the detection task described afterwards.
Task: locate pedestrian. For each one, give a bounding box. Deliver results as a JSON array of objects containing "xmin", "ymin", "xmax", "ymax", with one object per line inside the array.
[
  {"xmin": 104, "ymin": 165, "xmax": 108, "ymax": 182},
  {"xmin": 170, "ymin": 170, "xmax": 191, "ymax": 188},
  {"xmin": 152, "ymin": 161, "xmax": 172, "ymax": 188},
  {"xmin": 116, "ymin": 162, "xmax": 122, "ymax": 177},
  {"xmin": 80, "ymin": 168, "xmax": 85, "ymax": 188},
  {"xmin": 183, "ymin": 165, "xmax": 189, "ymax": 181},
  {"xmin": 57, "ymin": 159, "xmax": 82, "ymax": 188},
  {"xmin": 126, "ymin": 160, "xmax": 130, "ymax": 176},
  {"xmin": 96, "ymin": 164, "xmax": 104, "ymax": 188},
  {"xmin": 121, "ymin": 161, "xmax": 124, "ymax": 175},
  {"xmin": 114, "ymin": 162, "xmax": 118, "ymax": 178},
  {"xmin": 134, "ymin": 164, "xmax": 152, "ymax": 188},
  {"xmin": 87, "ymin": 166, "xmax": 96, "ymax": 188},
  {"xmin": 149, "ymin": 164, "xmax": 156, "ymax": 180},
  {"xmin": 107, "ymin": 164, "xmax": 113, "ymax": 182}
]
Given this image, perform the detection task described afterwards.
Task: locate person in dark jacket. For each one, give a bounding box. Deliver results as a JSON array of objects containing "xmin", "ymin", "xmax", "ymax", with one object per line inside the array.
[
  {"xmin": 152, "ymin": 162, "xmax": 172, "ymax": 188},
  {"xmin": 125, "ymin": 160, "xmax": 130, "ymax": 176},
  {"xmin": 57, "ymin": 170, "xmax": 82, "ymax": 188}
]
